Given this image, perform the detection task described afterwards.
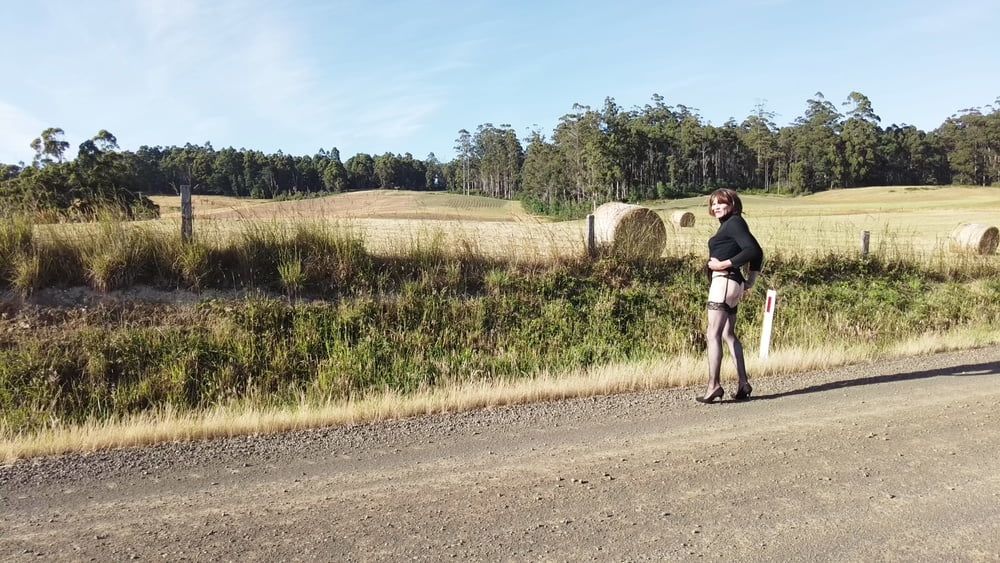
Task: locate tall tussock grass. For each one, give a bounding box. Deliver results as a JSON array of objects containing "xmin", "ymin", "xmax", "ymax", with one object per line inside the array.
[
  {"xmin": 0, "ymin": 216, "xmax": 379, "ymax": 295},
  {"xmin": 82, "ymin": 221, "xmax": 164, "ymax": 292},
  {"xmin": 1, "ymin": 215, "xmax": 34, "ymax": 293},
  {"xmin": 0, "ymin": 214, "xmax": 33, "ymax": 261}
]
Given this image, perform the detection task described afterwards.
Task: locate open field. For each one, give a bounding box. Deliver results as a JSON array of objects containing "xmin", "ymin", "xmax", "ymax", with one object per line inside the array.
[
  {"xmin": 649, "ymin": 185, "xmax": 1000, "ymax": 256},
  {"xmin": 151, "ymin": 190, "xmax": 534, "ymax": 222},
  {"xmin": 101, "ymin": 191, "xmax": 563, "ymax": 260},
  {"xmin": 141, "ymin": 186, "xmax": 1000, "ymax": 260}
]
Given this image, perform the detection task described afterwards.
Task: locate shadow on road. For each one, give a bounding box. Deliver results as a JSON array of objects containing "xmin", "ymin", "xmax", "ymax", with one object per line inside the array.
[{"xmin": 753, "ymin": 360, "xmax": 1000, "ymax": 402}]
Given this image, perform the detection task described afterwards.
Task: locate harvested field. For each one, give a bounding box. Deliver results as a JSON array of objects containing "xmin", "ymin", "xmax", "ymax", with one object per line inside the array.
[
  {"xmin": 53, "ymin": 186, "xmax": 1000, "ymax": 260},
  {"xmin": 152, "ymin": 190, "xmax": 534, "ymax": 222}
]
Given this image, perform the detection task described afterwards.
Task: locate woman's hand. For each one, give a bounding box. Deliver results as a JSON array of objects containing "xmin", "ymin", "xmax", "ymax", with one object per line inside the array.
[{"xmin": 707, "ymin": 257, "xmax": 729, "ymax": 271}]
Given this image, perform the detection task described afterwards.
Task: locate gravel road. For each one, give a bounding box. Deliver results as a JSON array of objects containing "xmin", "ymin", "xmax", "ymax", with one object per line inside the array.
[{"xmin": 3, "ymin": 347, "xmax": 1000, "ymax": 561}]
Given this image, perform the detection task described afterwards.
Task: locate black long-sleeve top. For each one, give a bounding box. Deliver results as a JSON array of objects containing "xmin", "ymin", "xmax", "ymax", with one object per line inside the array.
[{"xmin": 708, "ymin": 214, "xmax": 763, "ymax": 284}]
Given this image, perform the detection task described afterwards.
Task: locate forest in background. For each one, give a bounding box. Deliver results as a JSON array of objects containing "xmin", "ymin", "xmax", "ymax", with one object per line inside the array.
[{"xmin": 1, "ymin": 91, "xmax": 998, "ymax": 220}]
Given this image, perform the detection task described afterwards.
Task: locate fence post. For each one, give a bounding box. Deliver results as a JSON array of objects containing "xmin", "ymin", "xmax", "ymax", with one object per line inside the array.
[
  {"xmin": 860, "ymin": 230, "xmax": 870, "ymax": 257},
  {"xmin": 586, "ymin": 214, "xmax": 596, "ymax": 258},
  {"xmin": 181, "ymin": 185, "xmax": 193, "ymax": 243},
  {"xmin": 759, "ymin": 289, "xmax": 778, "ymax": 359}
]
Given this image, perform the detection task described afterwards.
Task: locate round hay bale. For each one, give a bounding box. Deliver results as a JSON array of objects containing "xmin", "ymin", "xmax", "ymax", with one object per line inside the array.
[
  {"xmin": 671, "ymin": 210, "xmax": 696, "ymax": 228},
  {"xmin": 592, "ymin": 202, "xmax": 666, "ymax": 259},
  {"xmin": 950, "ymin": 223, "xmax": 999, "ymax": 255}
]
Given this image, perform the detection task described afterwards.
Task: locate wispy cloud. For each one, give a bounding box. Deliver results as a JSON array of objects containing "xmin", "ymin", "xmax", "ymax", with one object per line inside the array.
[
  {"xmin": 351, "ymin": 99, "xmax": 443, "ymax": 143},
  {"xmin": 897, "ymin": 0, "xmax": 997, "ymax": 36},
  {"xmin": 2, "ymin": 0, "xmax": 497, "ymax": 157},
  {"xmin": 125, "ymin": 0, "xmax": 461, "ymax": 153},
  {"xmin": 0, "ymin": 100, "xmax": 44, "ymax": 164},
  {"xmin": 133, "ymin": 0, "xmax": 200, "ymax": 41}
]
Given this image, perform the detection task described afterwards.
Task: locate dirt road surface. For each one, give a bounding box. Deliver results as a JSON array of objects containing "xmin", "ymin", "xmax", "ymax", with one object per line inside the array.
[{"xmin": 3, "ymin": 347, "xmax": 1000, "ymax": 561}]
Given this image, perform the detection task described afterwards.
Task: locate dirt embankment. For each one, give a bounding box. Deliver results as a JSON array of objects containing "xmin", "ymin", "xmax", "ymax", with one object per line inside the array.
[{"xmin": 3, "ymin": 347, "xmax": 1000, "ymax": 560}]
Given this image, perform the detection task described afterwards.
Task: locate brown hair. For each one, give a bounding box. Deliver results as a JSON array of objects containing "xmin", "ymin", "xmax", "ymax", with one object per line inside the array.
[{"xmin": 707, "ymin": 188, "xmax": 743, "ymax": 217}]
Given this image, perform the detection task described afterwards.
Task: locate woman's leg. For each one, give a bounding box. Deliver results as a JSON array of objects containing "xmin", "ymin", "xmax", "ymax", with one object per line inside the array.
[
  {"xmin": 721, "ymin": 281, "xmax": 750, "ymax": 391},
  {"xmin": 722, "ymin": 312, "xmax": 749, "ymax": 389},
  {"xmin": 703, "ymin": 275, "xmax": 733, "ymax": 398},
  {"xmin": 705, "ymin": 307, "xmax": 728, "ymax": 397}
]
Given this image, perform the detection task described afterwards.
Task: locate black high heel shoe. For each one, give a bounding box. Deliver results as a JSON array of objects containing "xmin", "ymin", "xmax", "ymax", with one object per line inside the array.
[
  {"xmin": 733, "ymin": 384, "xmax": 753, "ymax": 402},
  {"xmin": 695, "ymin": 387, "xmax": 724, "ymax": 404}
]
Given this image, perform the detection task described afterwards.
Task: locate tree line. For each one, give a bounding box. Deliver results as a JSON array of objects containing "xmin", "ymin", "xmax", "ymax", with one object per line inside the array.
[
  {"xmin": 0, "ymin": 129, "xmax": 448, "ymax": 218},
  {"xmin": 1, "ymin": 91, "xmax": 998, "ymax": 219},
  {"xmin": 505, "ymin": 92, "xmax": 999, "ymax": 216}
]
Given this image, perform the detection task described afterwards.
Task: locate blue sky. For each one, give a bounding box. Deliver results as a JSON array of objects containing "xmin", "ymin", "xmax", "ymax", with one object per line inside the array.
[{"xmin": 2, "ymin": 0, "xmax": 998, "ymax": 165}]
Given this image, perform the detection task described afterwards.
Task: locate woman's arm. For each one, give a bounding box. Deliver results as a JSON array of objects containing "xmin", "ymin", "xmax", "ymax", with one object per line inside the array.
[{"xmin": 727, "ymin": 216, "xmax": 763, "ymax": 271}]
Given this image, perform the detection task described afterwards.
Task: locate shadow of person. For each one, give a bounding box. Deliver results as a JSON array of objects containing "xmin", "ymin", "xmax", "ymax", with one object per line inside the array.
[{"xmin": 752, "ymin": 360, "xmax": 1000, "ymax": 401}]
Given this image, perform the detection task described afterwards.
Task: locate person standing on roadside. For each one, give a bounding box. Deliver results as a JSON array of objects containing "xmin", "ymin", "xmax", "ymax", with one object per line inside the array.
[{"xmin": 696, "ymin": 188, "xmax": 763, "ymax": 404}]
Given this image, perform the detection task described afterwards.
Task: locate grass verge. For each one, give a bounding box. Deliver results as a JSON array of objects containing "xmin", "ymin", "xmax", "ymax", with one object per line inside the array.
[{"xmin": 3, "ymin": 325, "xmax": 997, "ymax": 464}]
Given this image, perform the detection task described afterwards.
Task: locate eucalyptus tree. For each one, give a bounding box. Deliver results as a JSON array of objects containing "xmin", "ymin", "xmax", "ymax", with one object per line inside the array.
[
  {"xmin": 211, "ymin": 147, "xmax": 245, "ymax": 195},
  {"xmin": 242, "ymin": 150, "xmax": 269, "ymax": 198},
  {"xmin": 162, "ymin": 143, "xmax": 212, "ymax": 192},
  {"xmin": 75, "ymin": 130, "xmax": 125, "ymax": 201},
  {"xmin": 598, "ymin": 97, "xmax": 632, "ymax": 200},
  {"xmin": 345, "ymin": 153, "xmax": 376, "ymax": 190},
  {"xmin": 472, "ymin": 123, "xmax": 523, "ymax": 199},
  {"xmin": 520, "ymin": 130, "xmax": 571, "ymax": 210},
  {"xmin": 6, "ymin": 161, "xmax": 76, "ymax": 210},
  {"xmin": 634, "ymin": 94, "xmax": 681, "ymax": 193},
  {"xmin": 453, "ymin": 129, "xmax": 474, "ymax": 195},
  {"xmin": 840, "ymin": 91, "xmax": 881, "ymax": 186},
  {"xmin": 741, "ymin": 101, "xmax": 779, "ymax": 191},
  {"xmin": 133, "ymin": 145, "xmax": 170, "ymax": 194},
  {"xmin": 936, "ymin": 103, "xmax": 1000, "ymax": 186},
  {"xmin": 321, "ymin": 147, "xmax": 349, "ymax": 192},
  {"xmin": 374, "ymin": 152, "xmax": 401, "ymax": 188},
  {"xmin": 424, "ymin": 152, "xmax": 445, "ymax": 189},
  {"xmin": 296, "ymin": 155, "xmax": 323, "ymax": 194},
  {"xmin": 986, "ymin": 100, "xmax": 1000, "ymax": 184},
  {"xmin": 0, "ymin": 163, "xmax": 21, "ymax": 181},
  {"xmin": 263, "ymin": 152, "xmax": 299, "ymax": 195},
  {"xmin": 553, "ymin": 104, "xmax": 608, "ymax": 204},
  {"xmin": 677, "ymin": 110, "xmax": 708, "ymax": 188},
  {"xmin": 394, "ymin": 152, "xmax": 427, "ymax": 189},
  {"xmin": 789, "ymin": 92, "xmax": 844, "ymax": 191},
  {"xmin": 713, "ymin": 119, "xmax": 754, "ymax": 188},
  {"xmin": 29, "ymin": 127, "xmax": 71, "ymax": 167}
]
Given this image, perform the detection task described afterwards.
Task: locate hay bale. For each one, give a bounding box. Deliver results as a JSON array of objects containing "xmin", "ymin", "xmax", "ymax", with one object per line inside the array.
[
  {"xmin": 592, "ymin": 202, "xmax": 666, "ymax": 259},
  {"xmin": 671, "ymin": 210, "xmax": 696, "ymax": 228},
  {"xmin": 950, "ymin": 223, "xmax": 999, "ymax": 255}
]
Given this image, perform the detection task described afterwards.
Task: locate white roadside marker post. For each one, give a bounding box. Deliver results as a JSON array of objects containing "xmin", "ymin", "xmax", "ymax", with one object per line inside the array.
[{"xmin": 759, "ymin": 289, "xmax": 778, "ymax": 360}]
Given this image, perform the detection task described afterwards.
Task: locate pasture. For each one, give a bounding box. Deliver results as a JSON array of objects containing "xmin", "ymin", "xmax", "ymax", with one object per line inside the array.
[
  {"xmin": 654, "ymin": 186, "xmax": 1000, "ymax": 257},
  {"xmin": 138, "ymin": 186, "xmax": 1000, "ymax": 261}
]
